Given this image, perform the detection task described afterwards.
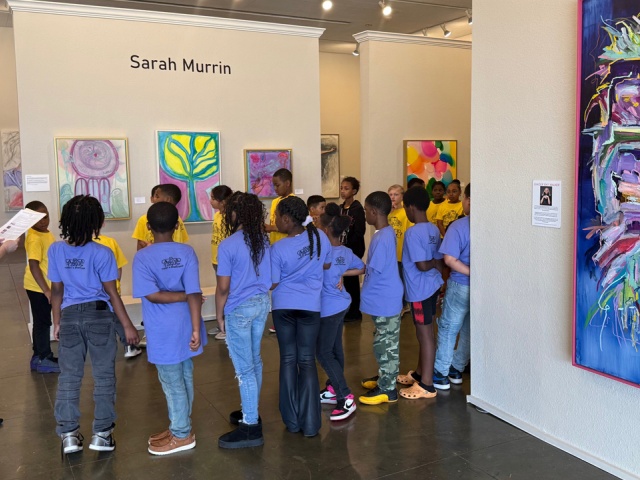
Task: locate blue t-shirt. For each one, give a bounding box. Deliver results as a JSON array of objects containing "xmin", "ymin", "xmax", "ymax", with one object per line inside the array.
[
  {"xmin": 360, "ymin": 226, "xmax": 404, "ymax": 317},
  {"xmin": 217, "ymin": 230, "xmax": 271, "ymax": 314},
  {"xmin": 271, "ymin": 229, "xmax": 332, "ymax": 311},
  {"xmin": 47, "ymin": 241, "xmax": 117, "ymax": 310},
  {"xmin": 439, "ymin": 216, "xmax": 470, "ymax": 286},
  {"xmin": 321, "ymin": 245, "xmax": 365, "ymax": 318},
  {"xmin": 132, "ymin": 242, "xmax": 206, "ymax": 365},
  {"xmin": 402, "ymin": 222, "xmax": 444, "ymax": 302}
]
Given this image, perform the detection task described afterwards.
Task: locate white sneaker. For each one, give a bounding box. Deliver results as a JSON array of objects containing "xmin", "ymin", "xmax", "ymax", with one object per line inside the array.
[
  {"xmin": 214, "ymin": 331, "xmax": 226, "ymax": 340},
  {"xmin": 208, "ymin": 326, "xmax": 220, "ymax": 336},
  {"xmin": 138, "ymin": 336, "xmax": 147, "ymax": 348},
  {"xmin": 268, "ymin": 327, "xmax": 276, "ymax": 334},
  {"xmin": 60, "ymin": 429, "xmax": 84, "ymax": 454},
  {"xmin": 330, "ymin": 395, "xmax": 356, "ymax": 421},
  {"xmin": 124, "ymin": 345, "xmax": 142, "ymax": 358}
]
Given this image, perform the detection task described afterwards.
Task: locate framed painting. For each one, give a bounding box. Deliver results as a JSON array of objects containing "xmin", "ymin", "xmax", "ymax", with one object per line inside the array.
[
  {"xmin": 574, "ymin": 0, "xmax": 640, "ymax": 387},
  {"xmin": 244, "ymin": 149, "xmax": 292, "ymax": 199},
  {"xmin": 405, "ymin": 140, "xmax": 456, "ymax": 197},
  {"xmin": 321, "ymin": 134, "xmax": 340, "ymax": 198},
  {"xmin": 157, "ymin": 131, "xmax": 220, "ymax": 223},
  {"xmin": 2, "ymin": 130, "xmax": 23, "ymax": 212},
  {"xmin": 55, "ymin": 137, "xmax": 131, "ymax": 220}
]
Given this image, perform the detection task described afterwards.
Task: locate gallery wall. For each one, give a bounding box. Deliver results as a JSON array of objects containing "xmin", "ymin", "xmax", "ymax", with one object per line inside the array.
[
  {"xmin": 10, "ymin": 4, "xmax": 323, "ymax": 294},
  {"xmin": 357, "ymin": 33, "xmax": 471, "ymax": 194},
  {"xmin": 470, "ymin": 1, "xmax": 638, "ymax": 478}
]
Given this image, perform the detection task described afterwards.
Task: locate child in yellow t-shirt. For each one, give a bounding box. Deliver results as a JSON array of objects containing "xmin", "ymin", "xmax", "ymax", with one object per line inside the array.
[
  {"xmin": 427, "ymin": 181, "xmax": 446, "ymax": 225},
  {"xmin": 23, "ymin": 201, "xmax": 59, "ymax": 373},
  {"xmin": 265, "ymin": 169, "xmax": 294, "ymax": 245},
  {"xmin": 133, "ymin": 184, "xmax": 189, "ymax": 250},
  {"xmin": 208, "ymin": 185, "xmax": 233, "ymax": 339},
  {"xmin": 436, "ymin": 181, "xmax": 464, "ymax": 237},
  {"xmin": 388, "ymin": 185, "xmax": 413, "ymax": 315}
]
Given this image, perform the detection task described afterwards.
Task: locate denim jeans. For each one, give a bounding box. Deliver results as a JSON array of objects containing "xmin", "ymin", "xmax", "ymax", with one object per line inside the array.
[
  {"xmin": 156, "ymin": 358, "xmax": 194, "ymax": 439},
  {"xmin": 317, "ymin": 308, "xmax": 350, "ymax": 400},
  {"xmin": 26, "ymin": 290, "xmax": 53, "ymax": 359},
  {"xmin": 434, "ymin": 279, "xmax": 471, "ymax": 375},
  {"xmin": 372, "ymin": 314, "xmax": 401, "ymax": 391},
  {"xmin": 54, "ymin": 302, "xmax": 117, "ymax": 435},
  {"xmin": 273, "ymin": 309, "xmax": 321, "ymax": 436},
  {"xmin": 225, "ymin": 294, "xmax": 270, "ymax": 425}
]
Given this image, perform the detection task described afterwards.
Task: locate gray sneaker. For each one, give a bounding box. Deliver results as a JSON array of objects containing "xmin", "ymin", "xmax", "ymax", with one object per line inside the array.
[
  {"xmin": 207, "ymin": 326, "xmax": 220, "ymax": 336},
  {"xmin": 124, "ymin": 345, "xmax": 142, "ymax": 358},
  {"xmin": 89, "ymin": 426, "xmax": 115, "ymax": 451},
  {"xmin": 61, "ymin": 429, "xmax": 84, "ymax": 455}
]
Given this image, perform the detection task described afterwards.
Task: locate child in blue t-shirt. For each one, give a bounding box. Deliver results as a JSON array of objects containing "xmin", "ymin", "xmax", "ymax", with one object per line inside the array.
[
  {"xmin": 433, "ymin": 184, "xmax": 471, "ymax": 390},
  {"xmin": 397, "ymin": 186, "xmax": 443, "ymax": 400},
  {"xmin": 271, "ymin": 196, "xmax": 331, "ymax": 438},
  {"xmin": 48, "ymin": 195, "xmax": 139, "ymax": 455},
  {"xmin": 317, "ymin": 203, "xmax": 365, "ymax": 422},
  {"xmin": 215, "ymin": 192, "xmax": 271, "ymax": 449},
  {"xmin": 132, "ymin": 202, "xmax": 205, "ymax": 456},
  {"xmin": 359, "ymin": 191, "xmax": 404, "ymax": 406}
]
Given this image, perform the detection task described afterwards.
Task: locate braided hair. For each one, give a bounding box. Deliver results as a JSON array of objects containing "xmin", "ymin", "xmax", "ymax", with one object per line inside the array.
[
  {"xmin": 60, "ymin": 195, "xmax": 105, "ymax": 246},
  {"xmin": 320, "ymin": 203, "xmax": 351, "ymax": 239},
  {"xmin": 277, "ymin": 196, "xmax": 321, "ymax": 259},
  {"xmin": 223, "ymin": 191, "xmax": 268, "ymax": 274}
]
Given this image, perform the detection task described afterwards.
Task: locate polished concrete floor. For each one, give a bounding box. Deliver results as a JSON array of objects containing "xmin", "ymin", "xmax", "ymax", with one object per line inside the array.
[{"xmin": 0, "ymin": 248, "xmax": 614, "ymax": 480}]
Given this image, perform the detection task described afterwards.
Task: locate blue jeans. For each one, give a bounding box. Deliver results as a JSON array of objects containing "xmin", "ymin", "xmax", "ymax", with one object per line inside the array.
[
  {"xmin": 224, "ymin": 294, "xmax": 270, "ymax": 425},
  {"xmin": 317, "ymin": 308, "xmax": 350, "ymax": 400},
  {"xmin": 156, "ymin": 359, "xmax": 194, "ymax": 439},
  {"xmin": 54, "ymin": 301, "xmax": 117, "ymax": 435},
  {"xmin": 434, "ymin": 279, "xmax": 471, "ymax": 375},
  {"xmin": 273, "ymin": 309, "xmax": 321, "ymax": 436}
]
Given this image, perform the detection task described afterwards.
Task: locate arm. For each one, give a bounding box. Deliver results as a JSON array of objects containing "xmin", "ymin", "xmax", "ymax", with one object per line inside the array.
[
  {"xmin": 435, "ymin": 258, "xmax": 444, "ymax": 275},
  {"xmin": 323, "ymin": 263, "xmax": 331, "ymax": 270},
  {"xmin": 29, "ymin": 259, "xmax": 51, "ymax": 302},
  {"xmin": 51, "ymin": 282, "xmax": 64, "ymax": 340},
  {"xmin": 0, "ymin": 238, "xmax": 18, "ymax": 259},
  {"xmin": 117, "ymin": 267, "xmax": 122, "ymax": 281},
  {"xmin": 343, "ymin": 267, "xmax": 365, "ymax": 276},
  {"xmin": 145, "ymin": 291, "xmax": 188, "ymax": 304},
  {"xmin": 415, "ymin": 258, "xmax": 438, "ymax": 272},
  {"xmin": 103, "ymin": 280, "xmax": 139, "ymax": 345},
  {"xmin": 187, "ymin": 292, "xmax": 202, "ymax": 351},
  {"xmin": 264, "ymin": 224, "xmax": 278, "ymax": 233},
  {"xmin": 215, "ymin": 275, "xmax": 230, "ymax": 334},
  {"xmin": 437, "ymin": 220, "xmax": 446, "ymax": 237},
  {"xmin": 444, "ymin": 254, "xmax": 470, "ymax": 276},
  {"xmin": 136, "ymin": 240, "xmax": 148, "ymax": 251}
]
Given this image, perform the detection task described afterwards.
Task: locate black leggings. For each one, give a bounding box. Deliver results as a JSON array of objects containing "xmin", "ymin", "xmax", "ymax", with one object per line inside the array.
[{"xmin": 26, "ymin": 290, "xmax": 53, "ymax": 359}]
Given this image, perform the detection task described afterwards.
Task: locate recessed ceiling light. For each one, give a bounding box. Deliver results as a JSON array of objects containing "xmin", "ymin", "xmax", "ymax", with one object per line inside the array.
[
  {"xmin": 379, "ymin": 1, "xmax": 392, "ymax": 17},
  {"xmin": 322, "ymin": 0, "xmax": 333, "ymax": 11}
]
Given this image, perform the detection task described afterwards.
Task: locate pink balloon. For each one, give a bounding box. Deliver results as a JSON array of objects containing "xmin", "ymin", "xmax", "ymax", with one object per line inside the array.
[
  {"xmin": 434, "ymin": 160, "xmax": 448, "ymax": 174},
  {"xmin": 421, "ymin": 141, "xmax": 438, "ymax": 157}
]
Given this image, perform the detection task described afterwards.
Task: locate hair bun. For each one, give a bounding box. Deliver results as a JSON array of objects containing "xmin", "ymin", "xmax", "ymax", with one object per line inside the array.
[{"xmin": 324, "ymin": 202, "xmax": 341, "ymax": 217}]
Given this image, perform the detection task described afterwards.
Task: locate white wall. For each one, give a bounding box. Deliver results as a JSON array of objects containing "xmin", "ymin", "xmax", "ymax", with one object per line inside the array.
[
  {"xmin": 358, "ymin": 34, "xmax": 471, "ymax": 194},
  {"xmin": 11, "ymin": 7, "xmax": 322, "ymax": 295},
  {"xmin": 471, "ymin": 1, "xmax": 638, "ymax": 478}
]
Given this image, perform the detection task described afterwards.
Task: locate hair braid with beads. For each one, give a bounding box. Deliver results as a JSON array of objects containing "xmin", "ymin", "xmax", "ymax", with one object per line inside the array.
[
  {"xmin": 59, "ymin": 195, "xmax": 105, "ymax": 246},
  {"xmin": 222, "ymin": 191, "xmax": 268, "ymax": 274},
  {"xmin": 277, "ymin": 196, "xmax": 321, "ymax": 259}
]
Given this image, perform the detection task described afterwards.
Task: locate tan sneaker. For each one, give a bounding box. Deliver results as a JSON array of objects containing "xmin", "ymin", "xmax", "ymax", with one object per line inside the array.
[
  {"xmin": 148, "ymin": 432, "xmax": 196, "ymax": 455},
  {"xmin": 148, "ymin": 429, "xmax": 171, "ymax": 445}
]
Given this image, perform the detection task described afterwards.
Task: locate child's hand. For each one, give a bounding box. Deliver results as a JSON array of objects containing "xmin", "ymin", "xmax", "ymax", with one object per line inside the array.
[
  {"xmin": 44, "ymin": 290, "xmax": 52, "ymax": 303},
  {"xmin": 53, "ymin": 324, "xmax": 60, "ymax": 341},
  {"xmin": 124, "ymin": 325, "xmax": 140, "ymax": 345},
  {"xmin": 202, "ymin": 296, "xmax": 207, "ymax": 305},
  {"xmin": 217, "ymin": 317, "xmax": 225, "ymax": 334},
  {"xmin": 190, "ymin": 330, "xmax": 201, "ymax": 351},
  {"xmin": 336, "ymin": 278, "xmax": 344, "ymax": 291}
]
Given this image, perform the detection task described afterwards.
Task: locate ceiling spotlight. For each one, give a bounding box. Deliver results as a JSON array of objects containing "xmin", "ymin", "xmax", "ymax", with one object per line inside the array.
[
  {"xmin": 441, "ymin": 24, "xmax": 451, "ymax": 38},
  {"xmin": 352, "ymin": 44, "xmax": 360, "ymax": 56},
  {"xmin": 322, "ymin": 0, "xmax": 333, "ymax": 11},
  {"xmin": 379, "ymin": 1, "xmax": 392, "ymax": 17},
  {"xmin": 466, "ymin": 9, "xmax": 473, "ymax": 25}
]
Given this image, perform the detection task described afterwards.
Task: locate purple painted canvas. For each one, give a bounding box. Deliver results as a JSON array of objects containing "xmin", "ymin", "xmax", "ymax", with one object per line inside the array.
[
  {"xmin": 244, "ymin": 149, "xmax": 292, "ymax": 199},
  {"xmin": 575, "ymin": 0, "xmax": 640, "ymax": 386}
]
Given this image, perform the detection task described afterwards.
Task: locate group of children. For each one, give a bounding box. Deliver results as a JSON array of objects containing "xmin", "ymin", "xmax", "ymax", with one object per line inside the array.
[{"xmin": 20, "ymin": 166, "xmax": 470, "ymax": 457}]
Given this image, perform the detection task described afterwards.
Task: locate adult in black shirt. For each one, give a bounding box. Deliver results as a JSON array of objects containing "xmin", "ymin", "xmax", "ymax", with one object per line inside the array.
[{"xmin": 340, "ymin": 177, "xmax": 366, "ymax": 321}]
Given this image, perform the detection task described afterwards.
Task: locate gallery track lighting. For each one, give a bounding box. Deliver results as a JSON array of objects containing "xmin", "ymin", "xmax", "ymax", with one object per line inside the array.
[
  {"xmin": 322, "ymin": 0, "xmax": 333, "ymax": 11},
  {"xmin": 379, "ymin": 0, "xmax": 392, "ymax": 17},
  {"xmin": 352, "ymin": 44, "xmax": 360, "ymax": 56},
  {"xmin": 466, "ymin": 9, "xmax": 472, "ymax": 25},
  {"xmin": 441, "ymin": 24, "xmax": 451, "ymax": 38}
]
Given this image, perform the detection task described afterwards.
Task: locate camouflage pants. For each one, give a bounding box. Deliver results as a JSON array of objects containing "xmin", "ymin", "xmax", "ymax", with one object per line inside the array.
[{"xmin": 372, "ymin": 315, "xmax": 401, "ymax": 391}]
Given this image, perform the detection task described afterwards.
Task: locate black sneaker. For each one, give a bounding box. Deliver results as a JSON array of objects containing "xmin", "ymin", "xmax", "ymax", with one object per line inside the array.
[
  {"xmin": 433, "ymin": 370, "xmax": 451, "ymax": 391},
  {"xmin": 358, "ymin": 386, "xmax": 398, "ymax": 405},
  {"xmin": 448, "ymin": 366, "xmax": 463, "ymax": 385}
]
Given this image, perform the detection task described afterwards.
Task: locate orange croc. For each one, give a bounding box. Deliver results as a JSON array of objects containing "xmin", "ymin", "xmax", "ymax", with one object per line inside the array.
[
  {"xmin": 399, "ymin": 382, "xmax": 437, "ymax": 400},
  {"xmin": 396, "ymin": 370, "xmax": 416, "ymax": 385}
]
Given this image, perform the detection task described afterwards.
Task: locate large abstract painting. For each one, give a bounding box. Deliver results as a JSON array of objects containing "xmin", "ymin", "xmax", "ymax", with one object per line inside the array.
[
  {"xmin": 321, "ymin": 135, "xmax": 340, "ymax": 198},
  {"xmin": 405, "ymin": 140, "xmax": 456, "ymax": 197},
  {"xmin": 55, "ymin": 138, "xmax": 130, "ymax": 220},
  {"xmin": 2, "ymin": 130, "xmax": 23, "ymax": 212},
  {"xmin": 244, "ymin": 149, "xmax": 292, "ymax": 199},
  {"xmin": 575, "ymin": 0, "xmax": 640, "ymax": 386},
  {"xmin": 157, "ymin": 131, "xmax": 220, "ymax": 223}
]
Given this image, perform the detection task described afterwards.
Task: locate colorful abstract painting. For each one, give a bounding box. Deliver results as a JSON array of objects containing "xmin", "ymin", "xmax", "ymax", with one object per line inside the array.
[
  {"xmin": 157, "ymin": 131, "xmax": 220, "ymax": 223},
  {"xmin": 55, "ymin": 138, "xmax": 130, "ymax": 220},
  {"xmin": 574, "ymin": 0, "xmax": 640, "ymax": 386},
  {"xmin": 321, "ymin": 135, "xmax": 340, "ymax": 198},
  {"xmin": 405, "ymin": 140, "xmax": 456, "ymax": 197},
  {"xmin": 244, "ymin": 149, "xmax": 292, "ymax": 199},
  {"xmin": 2, "ymin": 130, "xmax": 23, "ymax": 212}
]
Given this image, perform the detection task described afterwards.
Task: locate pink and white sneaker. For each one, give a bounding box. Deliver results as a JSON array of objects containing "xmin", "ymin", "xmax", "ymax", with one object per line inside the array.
[
  {"xmin": 320, "ymin": 384, "xmax": 337, "ymax": 405},
  {"xmin": 330, "ymin": 394, "xmax": 356, "ymax": 421}
]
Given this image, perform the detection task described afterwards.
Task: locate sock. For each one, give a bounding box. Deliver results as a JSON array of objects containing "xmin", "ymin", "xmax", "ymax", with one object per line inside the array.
[
  {"xmin": 419, "ymin": 382, "xmax": 436, "ymax": 393},
  {"xmin": 411, "ymin": 371, "xmax": 422, "ymax": 382}
]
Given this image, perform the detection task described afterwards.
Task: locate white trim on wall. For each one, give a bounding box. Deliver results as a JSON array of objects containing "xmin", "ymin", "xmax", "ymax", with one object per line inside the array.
[
  {"xmin": 354, "ymin": 30, "xmax": 471, "ymax": 49},
  {"xmin": 7, "ymin": 0, "xmax": 325, "ymax": 37}
]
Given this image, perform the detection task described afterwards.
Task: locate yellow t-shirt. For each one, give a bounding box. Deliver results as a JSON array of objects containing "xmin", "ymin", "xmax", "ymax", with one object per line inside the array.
[
  {"xmin": 211, "ymin": 211, "xmax": 228, "ymax": 265},
  {"xmin": 24, "ymin": 229, "xmax": 56, "ymax": 293},
  {"xmin": 269, "ymin": 194, "xmax": 295, "ymax": 245},
  {"xmin": 435, "ymin": 201, "xmax": 464, "ymax": 231},
  {"xmin": 93, "ymin": 235, "xmax": 128, "ymax": 294},
  {"xmin": 427, "ymin": 200, "xmax": 445, "ymax": 225},
  {"xmin": 388, "ymin": 206, "xmax": 413, "ymax": 262},
  {"xmin": 132, "ymin": 214, "xmax": 189, "ymax": 245}
]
